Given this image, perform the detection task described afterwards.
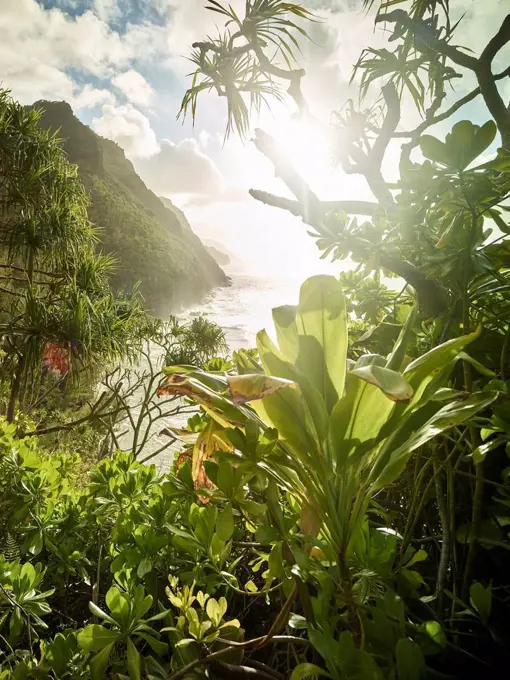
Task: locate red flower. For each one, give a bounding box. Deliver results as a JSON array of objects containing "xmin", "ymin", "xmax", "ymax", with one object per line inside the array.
[{"xmin": 42, "ymin": 343, "xmax": 70, "ymax": 376}]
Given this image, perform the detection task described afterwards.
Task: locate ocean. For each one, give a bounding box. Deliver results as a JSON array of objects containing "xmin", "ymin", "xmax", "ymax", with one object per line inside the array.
[
  {"xmin": 183, "ymin": 266, "xmax": 304, "ymax": 350},
  {"xmin": 120, "ymin": 267, "xmax": 308, "ymax": 470}
]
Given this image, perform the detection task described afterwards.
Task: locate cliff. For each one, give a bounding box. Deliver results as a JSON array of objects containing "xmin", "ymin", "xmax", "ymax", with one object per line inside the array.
[{"xmin": 32, "ymin": 101, "xmax": 229, "ymax": 314}]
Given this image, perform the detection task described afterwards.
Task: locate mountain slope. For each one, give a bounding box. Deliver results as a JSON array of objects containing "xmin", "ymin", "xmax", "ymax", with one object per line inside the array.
[{"xmin": 32, "ymin": 101, "xmax": 229, "ymax": 315}]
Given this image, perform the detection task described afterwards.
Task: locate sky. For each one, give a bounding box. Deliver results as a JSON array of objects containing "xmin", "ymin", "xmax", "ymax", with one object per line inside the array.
[{"xmin": 1, "ymin": 0, "xmax": 509, "ymax": 278}]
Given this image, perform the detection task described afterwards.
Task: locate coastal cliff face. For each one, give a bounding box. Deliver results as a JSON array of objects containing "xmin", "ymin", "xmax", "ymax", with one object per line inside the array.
[{"xmin": 32, "ymin": 101, "xmax": 229, "ymax": 315}]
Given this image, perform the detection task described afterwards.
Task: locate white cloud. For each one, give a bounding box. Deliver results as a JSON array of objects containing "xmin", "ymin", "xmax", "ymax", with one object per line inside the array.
[
  {"xmin": 92, "ymin": 103, "xmax": 160, "ymax": 158},
  {"xmin": 112, "ymin": 70, "xmax": 155, "ymax": 106},
  {"xmin": 0, "ymin": 1, "xmax": 129, "ymax": 78},
  {"xmin": 0, "ymin": 56, "xmax": 75, "ymax": 104},
  {"xmin": 73, "ymin": 84, "xmax": 116, "ymax": 110},
  {"xmin": 0, "ymin": 0, "xmax": 168, "ymax": 109},
  {"xmin": 93, "ymin": 0, "xmax": 120, "ymax": 23},
  {"xmin": 134, "ymin": 138, "xmax": 224, "ymax": 195}
]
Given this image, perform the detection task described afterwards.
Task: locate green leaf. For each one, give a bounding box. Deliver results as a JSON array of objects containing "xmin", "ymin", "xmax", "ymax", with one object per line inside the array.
[
  {"xmin": 186, "ymin": 607, "xmax": 201, "ymax": 638},
  {"xmin": 420, "ymin": 135, "xmax": 450, "ymax": 165},
  {"xmin": 295, "ymin": 275, "xmax": 348, "ymax": 411},
  {"xmin": 395, "ymin": 637, "xmax": 425, "ymax": 680},
  {"xmin": 216, "ymin": 505, "xmax": 235, "ymax": 542},
  {"xmin": 77, "ymin": 625, "xmax": 118, "ymax": 652},
  {"xmin": 288, "ymin": 613, "xmax": 307, "ymax": 630},
  {"xmin": 136, "ymin": 631, "xmax": 168, "ymax": 656},
  {"xmin": 423, "ymin": 620, "xmax": 446, "ymax": 648},
  {"xmin": 403, "ymin": 330, "xmax": 481, "ymax": 409},
  {"xmin": 255, "ymin": 525, "xmax": 279, "ymax": 543},
  {"xmin": 227, "ymin": 373, "xmax": 294, "ymax": 404},
  {"xmin": 329, "ymin": 373, "xmax": 396, "ymax": 458},
  {"xmin": 470, "ymin": 582, "xmax": 492, "ymax": 623},
  {"xmin": 90, "ymin": 642, "xmax": 114, "ymax": 680},
  {"xmin": 349, "ymin": 364, "xmax": 413, "ymax": 402},
  {"xmin": 137, "ymin": 557, "xmax": 153, "ymax": 579},
  {"xmin": 127, "ymin": 637, "xmax": 141, "ymax": 680},
  {"xmin": 106, "ymin": 587, "xmax": 130, "ymax": 628},
  {"xmin": 290, "ymin": 663, "xmax": 333, "ymax": 680},
  {"xmin": 386, "ymin": 306, "xmax": 417, "ymax": 372},
  {"xmin": 206, "ymin": 597, "xmax": 227, "ymax": 628},
  {"xmin": 471, "ymin": 436, "xmax": 506, "ymax": 464},
  {"xmin": 256, "ymin": 330, "xmax": 329, "ymax": 444},
  {"xmin": 88, "ymin": 602, "xmax": 117, "ymax": 627},
  {"xmin": 273, "ymin": 304, "xmax": 299, "ymax": 362},
  {"xmin": 370, "ymin": 391, "xmax": 498, "ymax": 490},
  {"xmin": 403, "ymin": 549, "xmax": 428, "ymax": 568},
  {"xmin": 26, "ymin": 530, "xmax": 43, "ymax": 556}
]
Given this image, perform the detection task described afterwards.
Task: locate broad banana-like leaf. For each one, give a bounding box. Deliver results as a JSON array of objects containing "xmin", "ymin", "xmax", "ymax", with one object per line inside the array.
[
  {"xmin": 167, "ymin": 428, "xmax": 200, "ymax": 444},
  {"xmin": 257, "ymin": 329, "xmax": 329, "ymax": 444},
  {"xmin": 294, "ymin": 276, "xmax": 348, "ymax": 412},
  {"xmin": 329, "ymin": 374, "xmax": 396, "ymax": 469},
  {"xmin": 403, "ymin": 329, "xmax": 480, "ymax": 409},
  {"xmin": 162, "ymin": 365, "xmax": 229, "ymax": 391},
  {"xmin": 368, "ymin": 391, "xmax": 499, "ymax": 491},
  {"xmin": 227, "ymin": 373, "xmax": 294, "ymax": 404},
  {"xmin": 272, "ymin": 305, "xmax": 299, "ymax": 363},
  {"xmin": 386, "ymin": 306, "xmax": 417, "ymax": 371},
  {"xmin": 244, "ymin": 339, "xmax": 323, "ymax": 464},
  {"xmin": 192, "ymin": 419, "xmax": 233, "ymax": 500},
  {"xmin": 157, "ymin": 374, "xmax": 245, "ymax": 427},
  {"xmin": 349, "ymin": 364, "xmax": 413, "ymax": 402}
]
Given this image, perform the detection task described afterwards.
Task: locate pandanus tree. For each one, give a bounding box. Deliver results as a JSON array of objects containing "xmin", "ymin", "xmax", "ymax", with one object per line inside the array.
[
  {"xmin": 159, "ymin": 276, "xmax": 497, "ymax": 675},
  {"xmin": 0, "ymin": 90, "xmax": 149, "ymax": 421}
]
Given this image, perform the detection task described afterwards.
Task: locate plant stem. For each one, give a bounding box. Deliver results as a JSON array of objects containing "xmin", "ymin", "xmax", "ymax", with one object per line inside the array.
[
  {"xmin": 434, "ymin": 453, "xmax": 450, "ymax": 619},
  {"xmin": 7, "ymin": 353, "xmax": 24, "ymax": 422}
]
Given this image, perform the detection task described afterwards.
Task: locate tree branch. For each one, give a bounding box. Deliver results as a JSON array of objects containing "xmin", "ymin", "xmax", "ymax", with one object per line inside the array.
[
  {"xmin": 475, "ymin": 14, "xmax": 510, "ymax": 147},
  {"xmin": 248, "ymin": 189, "xmax": 378, "ymax": 217},
  {"xmin": 372, "ymin": 83, "xmax": 401, "ymax": 167},
  {"xmin": 252, "ymin": 129, "xmax": 323, "ymax": 223},
  {"xmin": 377, "ymin": 10, "xmax": 478, "ymax": 71},
  {"xmin": 379, "ymin": 10, "xmax": 510, "ymax": 148}
]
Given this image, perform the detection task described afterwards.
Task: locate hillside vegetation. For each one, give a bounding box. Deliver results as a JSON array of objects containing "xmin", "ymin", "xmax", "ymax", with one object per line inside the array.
[{"xmin": 33, "ymin": 101, "xmax": 229, "ymax": 315}]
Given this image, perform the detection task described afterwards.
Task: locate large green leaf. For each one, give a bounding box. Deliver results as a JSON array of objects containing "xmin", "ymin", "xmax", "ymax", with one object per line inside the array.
[
  {"xmin": 90, "ymin": 642, "xmax": 114, "ymax": 680},
  {"xmin": 226, "ymin": 373, "xmax": 294, "ymax": 404},
  {"xmin": 395, "ymin": 637, "xmax": 426, "ymax": 680},
  {"xmin": 127, "ymin": 637, "xmax": 141, "ymax": 680},
  {"xmin": 256, "ymin": 329, "xmax": 327, "ymax": 447},
  {"xmin": 349, "ymin": 364, "xmax": 413, "ymax": 402},
  {"xmin": 77, "ymin": 624, "xmax": 118, "ymax": 652},
  {"xmin": 420, "ymin": 135, "xmax": 450, "ymax": 165},
  {"xmin": 444, "ymin": 120, "xmax": 497, "ymax": 170},
  {"xmin": 369, "ymin": 391, "xmax": 498, "ymax": 490},
  {"xmin": 386, "ymin": 306, "xmax": 417, "ymax": 371},
  {"xmin": 403, "ymin": 330, "xmax": 480, "ymax": 409},
  {"xmin": 273, "ymin": 304, "xmax": 299, "ymax": 362},
  {"xmin": 329, "ymin": 374, "xmax": 396, "ymax": 465},
  {"xmin": 295, "ymin": 276, "xmax": 348, "ymax": 411},
  {"xmin": 106, "ymin": 587, "xmax": 129, "ymax": 629}
]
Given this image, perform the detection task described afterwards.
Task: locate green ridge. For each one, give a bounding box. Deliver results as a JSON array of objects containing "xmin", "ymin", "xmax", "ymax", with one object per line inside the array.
[{"xmin": 32, "ymin": 101, "xmax": 229, "ymax": 315}]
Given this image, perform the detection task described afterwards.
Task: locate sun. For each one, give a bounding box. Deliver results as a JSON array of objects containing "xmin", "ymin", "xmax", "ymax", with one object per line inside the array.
[{"xmin": 260, "ymin": 112, "xmax": 343, "ymax": 200}]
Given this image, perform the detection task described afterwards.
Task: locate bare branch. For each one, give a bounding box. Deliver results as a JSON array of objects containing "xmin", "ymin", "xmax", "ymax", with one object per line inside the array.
[
  {"xmin": 371, "ymin": 83, "xmax": 401, "ymax": 167},
  {"xmin": 252, "ymin": 129, "xmax": 323, "ymax": 223},
  {"xmin": 249, "ymin": 189, "xmax": 378, "ymax": 217}
]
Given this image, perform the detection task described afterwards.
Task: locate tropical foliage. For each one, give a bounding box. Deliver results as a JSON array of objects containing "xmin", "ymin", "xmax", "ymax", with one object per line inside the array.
[
  {"xmin": 2, "ymin": 0, "xmax": 510, "ymax": 679},
  {"xmin": 0, "ymin": 90, "xmax": 150, "ymax": 421}
]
